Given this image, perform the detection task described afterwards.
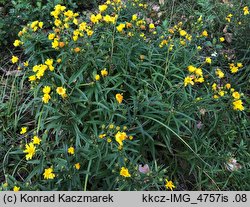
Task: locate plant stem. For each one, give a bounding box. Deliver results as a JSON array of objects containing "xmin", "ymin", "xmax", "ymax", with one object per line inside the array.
[{"xmin": 84, "ymin": 159, "xmax": 92, "ymax": 191}]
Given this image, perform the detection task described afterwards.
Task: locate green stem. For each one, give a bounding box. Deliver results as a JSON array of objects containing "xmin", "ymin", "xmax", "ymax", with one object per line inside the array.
[
  {"xmin": 37, "ymin": 106, "xmax": 44, "ymax": 134},
  {"xmin": 84, "ymin": 159, "xmax": 92, "ymax": 191}
]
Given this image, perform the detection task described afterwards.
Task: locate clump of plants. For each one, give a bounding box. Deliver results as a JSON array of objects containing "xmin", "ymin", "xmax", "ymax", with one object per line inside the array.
[{"xmin": 1, "ymin": 0, "xmax": 249, "ymax": 191}]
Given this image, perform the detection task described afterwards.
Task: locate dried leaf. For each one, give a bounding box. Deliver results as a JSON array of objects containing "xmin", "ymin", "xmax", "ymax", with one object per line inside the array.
[
  {"xmin": 223, "ymin": 25, "xmax": 228, "ymax": 33},
  {"xmin": 220, "ymin": 49, "xmax": 235, "ymax": 61},
  {"xmin": 225, "ymin": 33, "xmax": 233, "ymax": 43},
  {"xmin": 200, "ymin": 108, "xmax": 206, "ymax": 116},
  {"xmin": 225, "ymin": 158, "xmax": 242, "ymax": 172},
  {"xmin": 5, "ymin": 70, "xmax": 22, "ymax": 76},
  {"xmin": 157, "ymin": 12, "xmax": 163, "ymax": 18},
  {"xmin": 159, "ymin": 0, "xmax": 165, "ymax": 5}
]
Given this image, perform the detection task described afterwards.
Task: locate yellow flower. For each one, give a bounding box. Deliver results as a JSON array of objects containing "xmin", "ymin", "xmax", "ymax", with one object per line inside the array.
[
  {"xmin": 109, "ymin": 124, "xmax": 114, "ymax": 129},
  {"xmin": 243, "ymin": 6, "xmax": 249, "ymax": 15},
  {"xmin": 20, "ymin": 127, "xmax": 27, "ymax": 134},
  {"xmin": 140, "ymin": 33, "xmax": 145, "ymax": 38},
  {"xmin": 218, "ymin": 90, "xmax": 225, "ymax": 97},
  {"xmin": 237, "ymin": 63, "xmax": 243, "ymax": 68},
  {"xmin": 73, "ymin": 35, "xmax": 78, "ymax": 41},
  {"xmin": 36, "ymin": 70, "xmax": 45, "ymax": 80},
  {"xmin": 179, "ymin": 30, "xmax": 187, "ymax": 37},
  {"xmin": 187, "ymin": 65, "xmax": 196, "ymax": 73},
  {"xmin": 96, "ymin": 13, "xmax": 102, "ymax": 21},
  {"xmin": 225, "ymin": 83, "xmax": 231, "ymax": 89},
  {"xmin": 120, "ymin": 167, "xmax": 131, "ymax": 177},
  {"xmin": 205, "ymin": 57, "xmax": 212, "ymax": 64},
  {"xmin": 43, "ymin": 167, "xmax": 55, "ymax": 180},
  {"xmin": 24, "ymin": 61, "xmax": 29, "ymax": 67},
  {"xmin": 52, "ymin": 40, "xmax": 59, "ymax": 49},
  {"xmin": 38, "ymin": 22, "xmax": 43, "ymax": 28},
  {"xmin": 31, "ymin": 20, "xmax": 38, "ymax": 29},
  {"xmin": 11, "ymin": 56, "xmax": 19, "ymax": 63},
  {"xmin": 194, "ymin": 68, "xmax": 203, "ymax": 76},
  {"xmin": 185, "ymin": 34, "xmax": 192, "ymax": 41},
  {"xmin": 115, "ymin": 131, "xmax": 127, "ymax": 146},
  {"xmin": 68, "ymin": 146, "xmax": 75, "ymax": 155},
  {"xmin": 90, "ymin": 14, "xmax": 99, "ymax": 24},
  {"xmin": 57, "ymin": 58, "xmax": 62, "ymax": 63},
  {"xmin": 215, "ymin": 69, "xmax": 224, "ymax": 78},
  {"xmin": 149, "ymin": 23, "xmax": 155, "ymax": 29},
  {"xmin": 87, "ymin": 30, "xmax": 94, "ymax": 36},
  {"xmin": 99, "ymin": 4, "xmax": 108, "ymax": 12},
  {"xmin": 32, "ymin": 136, "xmax": 41, "ymax": 145},
  {"xmin": 219, "ymin": 37, "xmax": 225, "ymax": 42},
  {"xmin": 75, "ymin": 163, "xmax": 80, "ymax": 170},
  {"xmin": 202, "ymin": 30, "xmax": 208, "ymax": 37},
  {"xmin": 29, "ymin": 75, "xmax": 36, "ymax": 82},
  {"xmin": 56, "ymin": 87, "xmax": 66, "ymax": 96},
  {"xmin": 233, "ymin": 100, "xmax": 244, "ymax": 111},
  {"xmin": 73, "ymin": 18, "xmax": 78, "ymax": 25},
  {"xmin": 23, "ymin": 143, "xmax": 36, "ymax": 160},
  {"xmin": 232, "ymin": 91, "xmax": 241, "ymax": 99},
  {"xmin": 194, "ymin": 77, "xmax": 204, "ymax": 83},
  {"xmin": 103, "ymin": 15, "xmax": 111, "ymax": 23},
  {"xmin": 184, "ymin": 76, "xmax": 194, "ymax": 87},
  {"xmin": 13, "ymin": 40, "xmax": 22, "ymax": 47},
  {"xmin": 43, "ymin": 86, "xmax": 51, "ymax": 94},
  {"xmin": 54, "ymin": 19, "xmax": 62, "ymax": 27},
  {"xmin": 13, "ymin": 186, "xmax": 20, "ymax": 192},
  {"xmin": 101, "ymin": 68, "xmax": 108, "ymax": 77},
  {"xmin": 212, "ymin": 83, "xmax": 217, "ymax": 91},
  {"xmin": 226, "ymin": 14, "xmax": 233, "ymax": 23},
  {"xmin": 99, "ymin": 134, "xmax": 106, "ymax": 139},
  {"xmin": 116, "ymin": 23, "xmax": 126, "ymax": 32},
  {"xmin": 79, "ymin": 22, "xmax": 87, "ymax": 31},
  {"xmin": 179, "ymin": 39, "xmax": 186, "ymax": 46},
  {"xmin": 64, "ymin": 10, "xmax": 74, "ymax": 18},
  {"xmin": 115, "ymin": 93, "xmax": 123, "ymax": 104},
  {"xmin": 230, "ymin": 66, "xmax": 238, "ymax": 73},
  {"xmin": 95, "ymin": 74, "xmax": 100, "ymax": 81},
  {"xmin": 48, "ymin": 33, "xmax": 55, "ymax": 40},
  {"xmin": 132, "ymin": 14, "xmax": 137, "ymax": 21},
  {"xmin": 42, "ymin": 94, "xmax": 51, "ymax": 104},
  {"xmin": 165, "ymin": 179, "xmax": 176, "ymax": 191}
]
